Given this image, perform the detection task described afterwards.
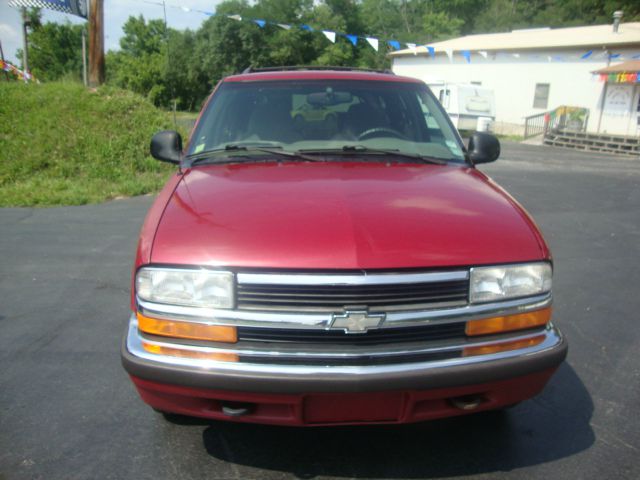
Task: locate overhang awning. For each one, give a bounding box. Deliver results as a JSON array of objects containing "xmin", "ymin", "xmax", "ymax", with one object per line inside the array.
[
  {"xmin": 593, "ymin": 60, "xmax": 640, "ymax": 83},
  {"xmin": 592, "ymin": 60, "xmax": 640, "ymax": 74}
]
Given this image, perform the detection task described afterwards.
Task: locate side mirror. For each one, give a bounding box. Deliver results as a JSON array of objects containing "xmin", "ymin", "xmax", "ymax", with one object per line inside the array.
[
  {"xmin": 150, "ymin": 130, "xmax": 183, "ymax": 164},
  {"xmin": 468, "ymin": 132, "xmax": 500, "ymax": 164}
]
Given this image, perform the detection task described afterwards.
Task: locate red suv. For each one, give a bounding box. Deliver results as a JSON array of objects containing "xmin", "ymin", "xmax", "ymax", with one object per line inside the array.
[{"xmin": 121, "ymin": 67, "xmax": 567, "ymax": 426}]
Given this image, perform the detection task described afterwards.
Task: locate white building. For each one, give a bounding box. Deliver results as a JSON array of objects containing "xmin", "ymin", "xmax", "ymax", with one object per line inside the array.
[{"xmin": 390, "ymin": 22, "xmax": 640, "ymax": 136}]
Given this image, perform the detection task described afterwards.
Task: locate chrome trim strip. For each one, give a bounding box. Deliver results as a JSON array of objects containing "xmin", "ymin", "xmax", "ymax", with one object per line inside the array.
[
  {"xmin": 136, "ymin": 325, "xmax": 543, "ymax": 360},
  {"xmin": 137, "ymin": 293, "xmax": 552, "ymax": 330},
  {"xmin": 237, "ymin": 270, "xmax": 469, "ymax": 286},
  {"xmin": 126, "ymin": 315, "xmax": 563, "ymax": 374}
]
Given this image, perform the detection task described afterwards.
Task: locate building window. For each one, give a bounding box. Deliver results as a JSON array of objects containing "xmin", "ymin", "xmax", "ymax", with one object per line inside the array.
[
  {"xmin": 533, "ymin": 83, "xmax": 550, "ymax": 109},
  {"xmin": 438, "ymin": 89, "xmax": 450, "ymax": 108},
  {"xmin": 471, "ymin": 81, "xmax": 482, "ymax": 86}
]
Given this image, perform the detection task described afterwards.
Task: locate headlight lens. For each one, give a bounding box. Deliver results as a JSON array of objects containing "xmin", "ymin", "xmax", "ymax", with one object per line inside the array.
[
  {"xmin": 469, "ymin": 262, "xmax": 552, "ymax": 303},
  {"xmin": 136, "ymin": 267, "xmax": 234, "ymax": 308}
]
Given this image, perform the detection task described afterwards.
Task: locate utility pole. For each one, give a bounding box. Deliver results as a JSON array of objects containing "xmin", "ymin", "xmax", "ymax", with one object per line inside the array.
[
  {"xmin": 21, "ymin": 7, "xmax": 29, "ymax": 79},
  {"xmin": 162, "ymin": 0, "xmax": 177, "ymax": 127},
  {"xmin": 81, "ymin": 28, "xmax": 88, "ymax": 86},
  {"xmin": 88, "ymin": 0, "xmax": 104, "ymax": 86}
]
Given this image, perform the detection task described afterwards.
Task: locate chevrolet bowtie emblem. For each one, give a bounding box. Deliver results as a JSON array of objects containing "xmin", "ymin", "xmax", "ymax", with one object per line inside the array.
[{"xmin": 330, "ymin": 310, "xmax": 385, "ymax": 334}]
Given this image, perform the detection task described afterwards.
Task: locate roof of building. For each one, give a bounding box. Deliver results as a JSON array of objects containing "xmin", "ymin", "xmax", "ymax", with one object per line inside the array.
[
  {"xmin": 390, "ymin": 22, "xmax": 640, "ymax": 57},
  {"xmin": 593, "ymin": 59, "xmax": 640, "ymax": 73}
]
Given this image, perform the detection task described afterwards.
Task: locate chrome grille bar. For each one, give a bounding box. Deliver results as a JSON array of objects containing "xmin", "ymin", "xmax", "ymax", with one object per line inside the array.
[
  {"xmin": 236, "ymin": 270, "xmax": 470, "ymax": 313},
  {"xmin": 237, "ymin": 270, "xmax": 469, "ymax": 286}
]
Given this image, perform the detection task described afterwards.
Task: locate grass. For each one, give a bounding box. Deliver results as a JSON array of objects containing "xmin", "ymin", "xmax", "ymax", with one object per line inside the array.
[
  {"xmin": 495, "ymin": 134, "xmax": 525, "ymax": 142},
  {"xmin": 0, "ymin": 81, "xmax": 183, "ymax": 207}
]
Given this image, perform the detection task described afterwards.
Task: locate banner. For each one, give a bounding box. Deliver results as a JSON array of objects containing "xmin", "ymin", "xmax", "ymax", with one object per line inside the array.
[
  {"xmin": 8, "ymin": 0, "xmax": 88, "ymax": 19},
  {"xmin": 0, "ymin": 59, "xmax": 38, "ymax": 82}
]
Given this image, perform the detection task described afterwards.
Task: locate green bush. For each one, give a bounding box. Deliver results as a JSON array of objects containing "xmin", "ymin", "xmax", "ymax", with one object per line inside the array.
[{"xmin": 0, "ymin": 81, "xmax": 178, "ymax": 206}]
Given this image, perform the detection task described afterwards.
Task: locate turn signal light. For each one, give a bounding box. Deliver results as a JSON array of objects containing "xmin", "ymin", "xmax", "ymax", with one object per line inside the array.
[
  {"xmin": 137, "ymin": 312, "xmax": 237, "ymax": 343},
  {"xmin": 141, "ymin": 341, "xmax": 239, "ymax": 362},
  {"xmin": 463, "ymin": 335, "xmax": 545, "ymax": 357},
  {"xmin": 465, "ymin": 307, "xmax": 551, "ymax": 336}
]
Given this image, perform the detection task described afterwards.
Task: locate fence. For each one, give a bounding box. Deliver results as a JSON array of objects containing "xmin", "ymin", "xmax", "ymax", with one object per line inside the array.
[{"xmin": 524, "ymin": 106, "xmax": 589, "ymax": 139}]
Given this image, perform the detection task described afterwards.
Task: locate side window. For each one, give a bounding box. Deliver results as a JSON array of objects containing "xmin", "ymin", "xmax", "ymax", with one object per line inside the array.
[{"xmin": 533, "ymin": 83, "xmax": 550, "ymax": 109}]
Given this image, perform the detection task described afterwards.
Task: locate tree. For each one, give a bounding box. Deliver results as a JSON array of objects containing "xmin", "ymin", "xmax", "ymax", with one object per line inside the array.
[
  {"xmin": 15, "ymin": 8, "xmax": 84, "ymax": 81},
  {"xmin": 106, "ymin": 16, "xmax": 171, "ymax": 106},
  {"xmin": 423, "ymin": 11, "xmax": 464, "ymax": 41}
]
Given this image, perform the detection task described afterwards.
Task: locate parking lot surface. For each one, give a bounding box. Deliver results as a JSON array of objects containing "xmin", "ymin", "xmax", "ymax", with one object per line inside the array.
[{"xmin": 1, "ymin": 142, "xmax": 639, "ymax": 480}]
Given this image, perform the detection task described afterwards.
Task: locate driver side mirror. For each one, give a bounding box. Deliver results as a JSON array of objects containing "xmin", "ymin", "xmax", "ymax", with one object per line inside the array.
[
  {"xmin": 150, "ymin": 130, "xmax": 183, "ymax": 164},
  {"xmin": 468, "ymin": 132, "xmax": 500, "ymax": 164}
]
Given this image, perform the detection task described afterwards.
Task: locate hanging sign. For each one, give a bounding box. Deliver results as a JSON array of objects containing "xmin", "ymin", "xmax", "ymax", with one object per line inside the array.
[{"xmin": 8, "ymin": 0, "xmax": 88, "ymax": 19}]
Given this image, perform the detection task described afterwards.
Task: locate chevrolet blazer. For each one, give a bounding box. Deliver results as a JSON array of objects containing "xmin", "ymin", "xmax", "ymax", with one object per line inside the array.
[{"xmin": 121, "ymin": 67, "xmax": 567, "ymax": 426}]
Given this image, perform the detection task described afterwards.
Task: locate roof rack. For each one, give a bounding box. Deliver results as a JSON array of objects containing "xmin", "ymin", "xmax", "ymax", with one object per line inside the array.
[{"xmin": 241, "ymin": 65, "xmax": 395, "ymax": 75}]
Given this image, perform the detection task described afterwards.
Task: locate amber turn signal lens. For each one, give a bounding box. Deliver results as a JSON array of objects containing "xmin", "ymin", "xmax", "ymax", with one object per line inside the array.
[
  {"xmin": 465, "ymin": 307, "xmax": 552, "ymax": 336},
  {"xmin": 141, "ymin": 341, "xmax": 239, "ymax": 362},
  {"xmin": 463, "ymin": 335, "xmax": 546, "ymax": 357},
  {"xmin": 137, "ymin": 312, "xmax": 237, "ymax": 343}
]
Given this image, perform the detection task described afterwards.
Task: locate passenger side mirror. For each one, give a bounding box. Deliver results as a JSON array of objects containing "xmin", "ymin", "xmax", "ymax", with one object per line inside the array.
[
  {"xmin": 150, "ymin": 130, "xmax": 183, "ymax": 164},
  {"xmin": 467, "ymin": 132, "xmax": 500, "ymax": 164}
]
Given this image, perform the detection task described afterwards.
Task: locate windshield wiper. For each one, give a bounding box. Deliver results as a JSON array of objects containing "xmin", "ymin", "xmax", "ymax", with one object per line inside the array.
[
  {"xmin": 298, "ymin": 145, "xmax": 448, "ymax": 165},
  {"xmin": 187, "ymin": 144, "xmax": 321, "ymax": 166}
]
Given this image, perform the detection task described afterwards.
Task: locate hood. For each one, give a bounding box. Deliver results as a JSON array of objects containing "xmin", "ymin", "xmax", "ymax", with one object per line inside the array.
[{"xmin": 150, "ymin": 162, "xmax": 547, "ymax": 270}]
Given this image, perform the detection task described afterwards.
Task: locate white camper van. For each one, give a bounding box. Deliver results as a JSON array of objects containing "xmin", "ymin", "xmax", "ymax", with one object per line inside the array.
[{"xmin": 427, "ymin": 82, "xmax": 496, "ymax": 132}]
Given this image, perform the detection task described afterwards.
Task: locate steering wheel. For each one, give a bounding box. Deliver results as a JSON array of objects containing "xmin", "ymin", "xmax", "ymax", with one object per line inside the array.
[{"xmin": 357, "ymin": 127, "xmax": 407, "ymax": 141}]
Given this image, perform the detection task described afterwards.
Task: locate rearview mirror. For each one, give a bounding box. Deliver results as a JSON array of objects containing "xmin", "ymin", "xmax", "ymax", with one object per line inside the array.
[
  {"xmin": 150, "ymin": 130, "xmax": 183, "ymax": 164},
  {"xmin": 467, "ymin": 132, "xmax": 500, "ymax": 164},
  {"xmin": 307, "ymin": 90, "xmax": 352, "ymax": 106}
]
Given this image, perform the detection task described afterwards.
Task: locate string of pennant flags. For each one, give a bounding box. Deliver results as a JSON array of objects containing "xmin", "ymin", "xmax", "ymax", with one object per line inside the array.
[
  {"xmin": 0, "ymin": 59, "xmax": 38, "ymax": 82},
  {"xmin": 137, "ymin": 0, "xmax": 640, "ymax": 62},
  {"xmin": 599, "ymin": 73, "xmax": 640, "ymax": 84},
  {"xmin": 138, "ymin": 0, "xmax": 405, "ymax": 52}
]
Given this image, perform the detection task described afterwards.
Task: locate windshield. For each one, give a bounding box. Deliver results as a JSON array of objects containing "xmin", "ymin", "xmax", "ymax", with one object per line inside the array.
[{"xmin": 188, "ymin": 79, "xmax": 465, "ymax": 163}]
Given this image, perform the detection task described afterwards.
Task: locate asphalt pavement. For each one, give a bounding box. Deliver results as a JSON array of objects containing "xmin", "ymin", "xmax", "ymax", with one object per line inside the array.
[{"xmin": 1, "ymin": 142, "xmax": 639, "ymax": 480}]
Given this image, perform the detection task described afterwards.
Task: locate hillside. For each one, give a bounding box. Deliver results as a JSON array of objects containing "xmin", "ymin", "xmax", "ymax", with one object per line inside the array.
[{"xmin": 0, "ymin": 82, "xmax": 177, "ymax": 206}]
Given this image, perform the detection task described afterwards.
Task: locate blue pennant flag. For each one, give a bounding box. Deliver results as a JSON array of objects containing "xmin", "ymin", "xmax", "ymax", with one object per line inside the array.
[
  {"xmin": 633, "ymin": 54, "xmax": 640, "ymax": 59},
  {"xmin": 301, "ymin": 24, "xmax": 313, "ymax": 32},
  {"xmin": 609, "ymin": 53, "xmax": 621, "ymax": 59},
  {"xmin": 345, "ymin": 35, "xmax": 358, "ymax": 46},
  {"xmin": 253, "ymin": 19, "xmax": 266, "ymax": 28},
  {"xmin": 581, "ymin": 50, "xmax": 593, "ymax": 59},
  {"xmin": 427, "ymin": 46, "xmax": 435, "ymax": 58},
  {"xmin": 388, "ymin": 40, "xmax": 401, "ymax": 51},
  {"xmin": 462, "ymin": 50, "xmax": 471, "ymax": 63}
]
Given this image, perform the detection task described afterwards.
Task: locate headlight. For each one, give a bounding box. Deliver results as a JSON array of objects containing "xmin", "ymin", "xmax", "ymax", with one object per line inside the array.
[
  {"xmin": 136, "ymin": 267, "xmax": 234, "ymax": 308},
  {"xmin": 469, "ymin": 262, "xmax": 551, "ymax": 303}
]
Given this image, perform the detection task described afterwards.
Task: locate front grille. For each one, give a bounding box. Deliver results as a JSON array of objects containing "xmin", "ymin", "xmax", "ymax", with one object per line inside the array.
[
  {"xmin": 237, "ymin": 322, "xmax": 466, "ymax": 346},
  {"xmin": 237, "ymin": 278, "xmax": 469, "ymax": 312}
]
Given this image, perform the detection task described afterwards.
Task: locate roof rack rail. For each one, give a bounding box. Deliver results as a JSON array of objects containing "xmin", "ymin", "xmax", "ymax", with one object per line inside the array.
[{"xmin": 241, "ymin": 65, "xmax": 395, "ymax": 75}]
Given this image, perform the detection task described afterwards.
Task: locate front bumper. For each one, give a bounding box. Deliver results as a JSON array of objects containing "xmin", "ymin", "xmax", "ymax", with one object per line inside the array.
[{"xmin": 122, "ymin": 312, "xmax": 566, "ymax": 393}]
